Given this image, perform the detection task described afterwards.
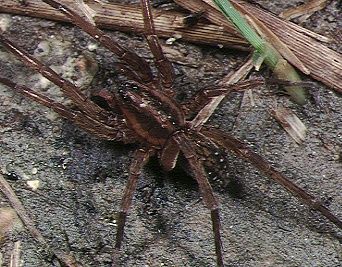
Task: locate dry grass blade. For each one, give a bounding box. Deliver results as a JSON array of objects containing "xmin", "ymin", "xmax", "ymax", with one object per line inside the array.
[
  {"xmin": 2, "ymin": 1, "xmax": 339, "ymax": 92},
  {"xmin": 75, "ymin": 0, "xmax": 97, "ymax": 25},
  {"xmin": 0, "ymin": 207, "xmax": 21, "ymax": 243},
  {"xmin": 0, "ymin": 0, "xmax": 249, "ymax": 50},
  {"xmin": 191, "ymin": 57, "xmax": 255, "ymax": 129},
  {"xmin": 280, "ymin": 0, "xmax": 330, "ymax": 21},
  {"xmin": 270, "ymin": 107, "xmax": 307, "ymax": 144},
  {"xmin": 175, "ymin": 0, "xmax": 342, "ymax": 94},
  {"xmin": 237, "ymin": 7, "xmax": 310, "ymax": 75}
]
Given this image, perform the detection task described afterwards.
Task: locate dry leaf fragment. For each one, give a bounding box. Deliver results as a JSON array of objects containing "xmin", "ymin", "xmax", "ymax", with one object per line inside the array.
[
  {"xmin": 75, "ymin": 0, "xmax": 97, "ymax": 25},
  {"xmin": 271, "ymin": 107, "xmax": 307, "ymax": 144}
]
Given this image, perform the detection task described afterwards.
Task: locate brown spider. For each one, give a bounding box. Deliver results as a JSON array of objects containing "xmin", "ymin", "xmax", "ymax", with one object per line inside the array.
[{"xmin": 0, "ymin": 0, "xmax": 341, "ymax": 266}]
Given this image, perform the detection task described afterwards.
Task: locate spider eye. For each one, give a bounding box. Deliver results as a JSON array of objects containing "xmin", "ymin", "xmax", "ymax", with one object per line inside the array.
[
  {"xmin": 118, "ymin": 83, "xmax": 140, "ymax": 100},
  {"xmin": 118, "ymin": 88, "xmax": 128, "ymax": 99},
  {"xmin": 123, "ymin": 82, "xmax": 139, "ymax": 91}
]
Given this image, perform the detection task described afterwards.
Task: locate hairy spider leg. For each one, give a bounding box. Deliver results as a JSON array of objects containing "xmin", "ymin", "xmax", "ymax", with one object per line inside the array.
[
  {"xmin": 201, "ymin": 128, "xmax": 342, "ymax": 229},
  {"xmin": 140, "ymin": 0, "xmax": 175, "ymax": 89},
  {"xmin": 114, "ymin": 148, "xmax": 155, "ymax": 251},
  {"xmin": 0, "ymin": 35, "xmax": 114, "ymax": 123},
  {"xmin": 174, "ymin": 133, "xmax": 224, "ymax": 267},
  {"xmin": 183, "ymin": 78, "xmax": 264, "ymax": 118},
  {"xmin": 0, "ymin": 77, "xmax": 132, "ymax": 142},
  {"xmin": 42, "ymin": 0, "xmax": 153, "ymax": 84}
]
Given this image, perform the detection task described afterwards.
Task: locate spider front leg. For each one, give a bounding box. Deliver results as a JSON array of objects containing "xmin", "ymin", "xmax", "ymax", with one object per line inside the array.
[
  {"xmin": 140, "ymin": 0, "xmax": 175, "ymax": 89},
  {"xmin": 41, "ymin": 0, "xmax": 153, "ymax": 84},
  {"xmin": 174, "ymin": 134, "xmax": 224, "ymax": 267},
  {"xmin": 0, "ymin": 76, "xmax": 134, "ymax": 142},
  {"xmin": 183, "ymin": 78, "xmax": 264, "ymax": 128},
  {"xmin": 0, "ymin": 34, "xmax": 109, "ymax": 121},
  {"xmin": 0, "ymin": 33, "xmax": 139, "ymax": 143}
]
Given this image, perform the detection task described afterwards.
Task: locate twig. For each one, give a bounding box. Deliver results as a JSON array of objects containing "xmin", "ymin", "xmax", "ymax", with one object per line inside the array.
[{"xmin": 0, "ymin": 172, "xmax": 82, "ymax": 267}]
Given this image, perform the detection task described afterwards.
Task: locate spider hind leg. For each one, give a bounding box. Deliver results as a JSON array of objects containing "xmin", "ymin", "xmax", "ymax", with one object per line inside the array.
[{"xmin": 174, "ymin": 134, "xmax": 224, "ymax": 267}]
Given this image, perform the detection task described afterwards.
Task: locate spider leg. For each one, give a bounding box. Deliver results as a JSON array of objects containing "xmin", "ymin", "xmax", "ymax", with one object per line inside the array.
[
  {"xmin": 174, "ymin": 134, "xmax": 224, "ymax": 267},
  {"xmin": 41, "ymin": 0, "xmax": 153, "ymax": 84},
  {"xmin": 114, "ymin": 148, "xmax": 155, "ymax": 250},
  {"xmin": 183, "ymin": 78, "xmax": 263, "ymax": 119},
  {"xmin": 140, "ymin": 0, "xmax": 175, "ymax": 89},
  {"xmin": 202, "ymin": 128, "xmax": 342, "ymax": 229},
  {"xmin": 0, "ymin": 76, "xmax": 136, "ymax": 143},
  {"xmin": 0, "ymin": 34, "xmax": 114, "ymax": 122}
]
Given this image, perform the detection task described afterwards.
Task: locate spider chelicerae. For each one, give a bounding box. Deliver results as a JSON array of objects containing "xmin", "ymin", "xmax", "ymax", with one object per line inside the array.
[{"xmin": 0, "ymin": 1, "xmax": 341, "ymax": 266}]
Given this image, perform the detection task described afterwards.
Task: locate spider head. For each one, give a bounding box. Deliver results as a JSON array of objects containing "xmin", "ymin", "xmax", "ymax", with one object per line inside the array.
[{"xmin": 115, "ymin": 83, "xmax": 185, "ymax": 147}]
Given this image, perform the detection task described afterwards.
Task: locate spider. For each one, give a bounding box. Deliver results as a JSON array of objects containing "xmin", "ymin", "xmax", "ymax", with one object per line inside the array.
[{"xmin": 0, "ymin": 0, "xmax": 341, "ymax": 266}]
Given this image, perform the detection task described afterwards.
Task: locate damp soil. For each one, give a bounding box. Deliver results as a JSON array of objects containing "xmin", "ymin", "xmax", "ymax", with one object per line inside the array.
[{"xmin": 0, "ymin": 1, "xmax": 341, "ymax": 267}]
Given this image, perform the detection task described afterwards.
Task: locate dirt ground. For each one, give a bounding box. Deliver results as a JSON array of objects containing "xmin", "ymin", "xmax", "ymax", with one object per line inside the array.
[{"xmin": 0, "ymin": 1, "xmax": 341, "ymax": 267}]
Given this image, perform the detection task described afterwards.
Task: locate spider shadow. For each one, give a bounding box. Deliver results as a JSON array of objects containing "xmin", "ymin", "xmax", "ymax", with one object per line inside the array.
[{"xmin": 57, "ymin": 121, "xmax": 340, "ymax": 265}]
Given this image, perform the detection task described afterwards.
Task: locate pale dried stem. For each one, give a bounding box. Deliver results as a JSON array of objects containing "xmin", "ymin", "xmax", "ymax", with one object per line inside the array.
[
  {"xmin": 270, "ymin": 107, "xmax": 307, "ymax": 144},
  {"xmin": 0, "ymin": 0, "xmax": 249, "ymax": 50},
  {"xmin": 10, "ymin": 241, "xmax": 21, "ymax": 267},
  {"xmin": 190, "ymin": 57, "xmax": 254, "ymax": 129}
]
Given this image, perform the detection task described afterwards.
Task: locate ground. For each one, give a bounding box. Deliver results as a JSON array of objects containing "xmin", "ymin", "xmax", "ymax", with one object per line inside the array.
[{"xmin": 0, "ymin": 1, "xmax": 341, "ymax": 267}]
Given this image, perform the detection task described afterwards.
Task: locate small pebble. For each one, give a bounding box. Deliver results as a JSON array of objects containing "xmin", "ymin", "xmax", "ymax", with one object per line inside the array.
[
  {"xmin": 27, "ymin": 180, "xmax": 40, "ymax": 191},
  {"xmin": 31, "ymin": 167, "xmax": 38, "ymax": 175}
]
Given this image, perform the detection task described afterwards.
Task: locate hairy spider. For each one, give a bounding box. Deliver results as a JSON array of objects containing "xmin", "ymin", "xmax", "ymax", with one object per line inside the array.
[{"xmin": 0, "ymin": 0, "xmax": 341, "ymax": 266}]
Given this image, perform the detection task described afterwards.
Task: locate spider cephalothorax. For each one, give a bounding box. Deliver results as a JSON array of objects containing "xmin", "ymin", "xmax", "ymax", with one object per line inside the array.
[{"xmin": 0, "ymin": 1, "xmax": 341, "ymax": 266}]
